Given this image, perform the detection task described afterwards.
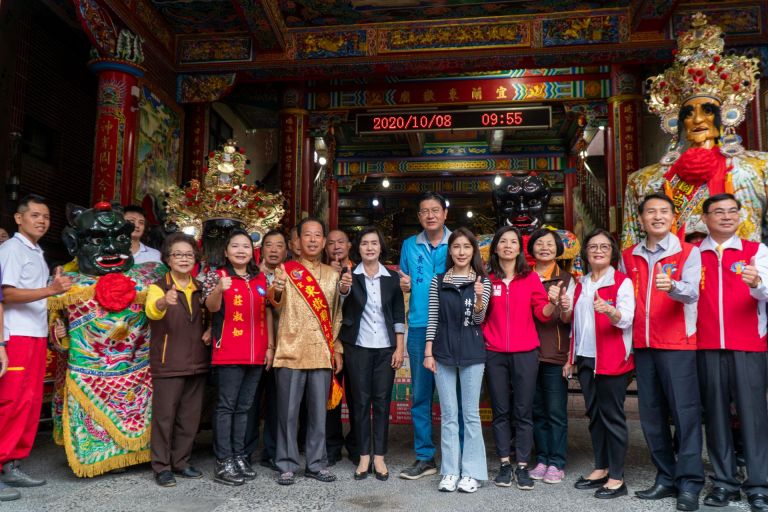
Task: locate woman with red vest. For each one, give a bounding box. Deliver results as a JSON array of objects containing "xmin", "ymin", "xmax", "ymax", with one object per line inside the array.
[
  {"xmin": 562, "ymin": 229, "xmax": 634, "ymax": 500},
  {"xmin": 201, "ymin": 229, "xmax": 273, "ymax": 486},
  {"xmin": 482, "ymin": 226, "xmax": 557, "ymax": 490}
]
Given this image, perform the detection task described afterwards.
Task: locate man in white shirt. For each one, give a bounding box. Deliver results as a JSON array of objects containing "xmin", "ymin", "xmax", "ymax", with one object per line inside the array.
[
  {"xmin": 0, "ymin": 195, "xmax": 71, "ymax": 501},
  {"xmin": 123, "ymin": 205, "xmax": 162, "ymax": 265}
]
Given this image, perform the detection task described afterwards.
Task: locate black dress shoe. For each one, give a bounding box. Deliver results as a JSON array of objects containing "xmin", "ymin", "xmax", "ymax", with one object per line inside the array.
[
  {"xmin": 354, "ymin": 464, "xmax": 369, "ymax": 480},
  {"xmin": 749, "ymin": 494, "xmax": 768, "ymax": 512},
  {"xmin": 260, "ymin": 459, "xmax": 279, "ymax": 472},
  {"xmin": 636, "ymin": 483, "xmax": 678, "ymax": 500},
  {"xmin": 595, "ymin": 483, "xmax": 628, "ymax": 499},
  {"xmin": 374, "ymin": 465, "xmax": 389, "ymax": 481},
  {"xmin": 704, "ymin": 487, "xmax": 740, "ymax": 507},
  {"xmin": 574, "ymin": 476, "xmax": 608, "ymax": 490},
  {"xmin": 676, "ymin": 491, "xmax": 700, "ymax": 511},
  {"xmin": 174, "ymin": 466, "xmax": 203, "ymax": 479},
  {"xmin": 154, "ymin": 470, "xmax": 177, "ymax": 487}
]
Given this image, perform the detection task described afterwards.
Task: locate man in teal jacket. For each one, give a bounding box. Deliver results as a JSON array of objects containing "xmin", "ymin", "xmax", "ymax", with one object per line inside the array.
[{"xmin": 398, "ymin": 192, "xmax": 451, "ymax": 480}]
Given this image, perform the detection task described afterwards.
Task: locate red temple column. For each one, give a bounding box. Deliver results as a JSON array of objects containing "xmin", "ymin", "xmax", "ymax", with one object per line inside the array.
[
  {"xmin": 183, "ymin": 103, "xmax": 209, "ymax": 183},
  {"xmin": 89, "ymin": 59, "xmax": 144, "ymax": 204},
  {"xmin": 607, "ymin": 65, "xmax": 642, "ymax": 235},
  {"xmin": 564, "ymin": 155, "xmax": 577, "ymax": 232},
  {"xmin": 327, "ymin": 177, "xmax": 338, "ymax": 230},
  {"xmin": 279, "ymin": 107, "xmax": 309, "ymax": 228},
  {"xmin": 301, "ymin": 135, "xmax": 313, "ymax": 217}
]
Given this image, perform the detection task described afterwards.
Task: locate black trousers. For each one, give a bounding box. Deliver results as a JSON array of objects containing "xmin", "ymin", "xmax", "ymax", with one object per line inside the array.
[
  {"xmin": 325, "ymin": 364, "xmax": 357, "ymax": 461},
  {"xmin": 635, "ymin": 348, "xmax": 704, "ymax": 493},
  {"xmin": 577, "ymin": 357, "xmax": 630, "ymax": 480},
  {"xmin": 344, "ymin": 344, "xmax": 395, "ymax": 456},
  {"xmin": 213, "ymin": 365, "xmax": 263, "ymax": 461},
  {"xmin": 486, "ymin": 349, "xmax": 539, "ymax": 462},
  {"xmin": 244, "ymin": 367, "xmax": 277, "ymax": 462},
  {"xmin": 698, "ymin": 350, "xmax": 768, "ymax": 496}
]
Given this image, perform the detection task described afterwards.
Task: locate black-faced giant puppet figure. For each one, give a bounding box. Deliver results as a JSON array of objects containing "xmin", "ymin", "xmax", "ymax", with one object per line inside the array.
[{"xmin": 48, "ymin": 201, "xmax": 165, "ymax": 477}]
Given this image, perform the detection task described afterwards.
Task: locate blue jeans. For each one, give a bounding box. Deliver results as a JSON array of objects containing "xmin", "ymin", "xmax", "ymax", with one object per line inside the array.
[
  {"xmin": 435, "ymin": 362, "xmax": 488, "ymax": 480},
  {"xmin": 533, "ymin": 362, "xmax": 569, "ymax": 469},
  {"xmin": 407, "ymin": 327, "xmax": 435, "ymax": 460}
]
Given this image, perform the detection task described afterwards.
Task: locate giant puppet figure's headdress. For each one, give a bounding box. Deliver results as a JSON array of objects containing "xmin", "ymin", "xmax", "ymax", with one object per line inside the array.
[
  {"xmin": 646, "ymin": 12, "xmax": 761, "ymax": 162},
  {"xmin": 163, "ymin": 140, "xmax": 284, "ymax": 245}
]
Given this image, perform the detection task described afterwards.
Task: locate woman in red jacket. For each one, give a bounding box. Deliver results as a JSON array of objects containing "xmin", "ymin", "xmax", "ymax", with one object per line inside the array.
[
  {"xmin": 562, "ymin": 229, "xmax": 634, "ymax": 500},
  {"xmin": 201, "ymin": 229, "xmax": 274, "ymax": 486},
  {"xmin": 482, "ymin": 226, "xmax": 557, "ymax": 490}
]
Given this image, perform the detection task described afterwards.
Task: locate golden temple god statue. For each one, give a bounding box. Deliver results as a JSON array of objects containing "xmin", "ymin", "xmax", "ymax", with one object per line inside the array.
[{"xmin": 622, "ymin": 13, "xmax": 767, "ymax": 248}]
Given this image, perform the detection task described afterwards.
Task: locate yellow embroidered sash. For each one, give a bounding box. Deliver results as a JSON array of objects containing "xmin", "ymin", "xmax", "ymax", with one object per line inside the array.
[{"xmin": 283, "ymin": 260, "xmax": 343, "ymax": 409}]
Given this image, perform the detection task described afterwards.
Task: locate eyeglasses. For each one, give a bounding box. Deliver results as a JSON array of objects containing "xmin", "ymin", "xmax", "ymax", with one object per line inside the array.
[
  {"xmin": 170, "ymin": 252, "xmax": 195, "ymax": 260},
  {"xmin": 706, "ymin": 207, "xmax": 740, "ymax": 217},
  {"xmin": 586, "ymin": 244, "xmax": 612, "ymax": 253},
  {"xmin": 417, "ymin": 207, "xmax": 443, "ymax": 217}
]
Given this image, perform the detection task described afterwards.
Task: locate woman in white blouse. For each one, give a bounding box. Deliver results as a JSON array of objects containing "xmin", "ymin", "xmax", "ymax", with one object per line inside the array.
[
  {"xmin": 338, "ymin": 227, "xmax": 405, "ymax": 481},
  {"xmin": 560, "ymin": 229, "xmax": 635, "ymax": 500}
]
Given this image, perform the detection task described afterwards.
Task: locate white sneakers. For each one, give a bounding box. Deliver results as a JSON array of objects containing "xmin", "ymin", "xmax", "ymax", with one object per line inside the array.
[
  {"xmin": 438, "ymin": 474, "xmax": 480, "ymax": 493},
  {"xmin": 457, "ymin": 476, "xmax": 480, "ymax": 493},
  {"xmin": 438, "ymin": 474, "xmax": 459, "ymax": 492}
]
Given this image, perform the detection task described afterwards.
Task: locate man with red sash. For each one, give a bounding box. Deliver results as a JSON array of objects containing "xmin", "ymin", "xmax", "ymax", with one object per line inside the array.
[
  {"xmin": 696, "ymin": 193, "xmax": 768, "ymax": 512},
  {"xmin": 620, "ymin": 194, "xmax": 704, "ymax": 512},
  {"xmin": 269, "ymin": 217, "xmax": 352, "ymax": 486}
]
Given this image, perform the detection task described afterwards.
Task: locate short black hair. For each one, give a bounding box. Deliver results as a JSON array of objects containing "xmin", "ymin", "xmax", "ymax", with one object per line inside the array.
[
  {"xmin": 418, "ymin": 191, "xmax": 447, "ymax": 210},
  {"xmin": 527, "ymin": 228, "xmax": 564, "ymax": 259},
  {"xmin": 17, "ymin": 194, "xmax": 47, "ymax": 213},
  {"xmin": 161, "ymin": 232, "xmax": 200, "ymax": 265},
  {"xmin": 638, "ymin": 193, "xmax": 676, "ymax": 215},
  {"xmin": 123, "ymin": 204, "xmax": 146, "ymax": 217},
  {"xmin": 354, "ymin": 226, "xmax": 388, "ymax": 262},
  {"xmin": 297, "ymin": 216, "xmax": 327, "ymax": 237},
  {"xmin": 262, "ymin": 229, "xmax": 287, "ymax": 246},
  {"xmin": 580, "ymin": 228, "xmax": 620, "ymax": 273},
  {"xmin": 702, "ymin": 193, "xmax": 741, "ymax": 214}
]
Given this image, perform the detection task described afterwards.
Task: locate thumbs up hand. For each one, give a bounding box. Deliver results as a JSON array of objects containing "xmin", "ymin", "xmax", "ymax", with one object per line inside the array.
[
  {"xmin": 473, "ymin": 276, "xmax": 484, "ymax": 301},
  {"xmin": 593, "ymin": 294, "xmax": 613, "ymax": 315},
  {"xmin": 165, "ymin": 284, "xmax": 179, "ymax": 306},
  {"xmin": 742, "ymin": 255, "xmax": 762, "ymax": 288},
  {"xmin": 218, "ymin": 275, "xmax": 232, "ymax": 292},
  {"xmin": 49, "ymin": 266, "xmax": 73, "ymax": 295},
  {"xmin": 330, "ymin": 255, "xmax": 343, "ymax": 273},
  {"xmin": 559, "ymin": 285, "xmax": 572, "ymax": 312},
  {"xmin": 398, "ymin": 270, "xmax": 411, "ymax": 293},
  {"xmin": 548, "ymin": 282, "xmax": 563, "ymax": 306},
  {"xmin": 273, "ymin": 264, "xmax": 287, "ymax": 293},
  {"xmin": 654, "ymin": 262, "xmax": 673, "ymax": 292}
]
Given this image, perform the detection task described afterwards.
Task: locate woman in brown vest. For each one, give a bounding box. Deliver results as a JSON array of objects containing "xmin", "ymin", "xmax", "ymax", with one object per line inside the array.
[{"xmin": 146, "ymin": 233, "xmax": 210, "ymax": 487}]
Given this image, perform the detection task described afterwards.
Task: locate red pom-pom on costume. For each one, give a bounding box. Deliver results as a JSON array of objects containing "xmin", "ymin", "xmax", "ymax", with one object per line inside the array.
[
  {"xmin": 94, "ymin": 202, "xmax": 112, "ymax": 212},
  {"xmin": 95, "ymin": 273, "xmax": 137, "ymax": 312}
]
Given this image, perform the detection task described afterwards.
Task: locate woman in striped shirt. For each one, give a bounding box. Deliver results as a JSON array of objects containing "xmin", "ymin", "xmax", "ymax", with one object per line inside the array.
[{"xmin": 424, "ymin": 227, "xmax": 492, "ymax": 494}]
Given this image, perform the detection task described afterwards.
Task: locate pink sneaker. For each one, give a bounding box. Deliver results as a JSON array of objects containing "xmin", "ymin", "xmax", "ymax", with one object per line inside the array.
[
  {"xmin": 529, "ymin": 463, "xmax": 547, "ymax": 480},
  {"xmin": 543, "ymin": 466, "xmax": 564, "ymax": 484}
]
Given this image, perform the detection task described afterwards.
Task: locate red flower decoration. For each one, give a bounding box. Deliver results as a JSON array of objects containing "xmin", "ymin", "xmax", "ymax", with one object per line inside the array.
[{"xmin": 94, "ymin": 273, "xmax": 137, "ymax": 312}]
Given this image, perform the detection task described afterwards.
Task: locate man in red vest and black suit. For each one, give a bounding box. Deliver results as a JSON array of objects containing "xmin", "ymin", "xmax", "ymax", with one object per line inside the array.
[
  {"xmin": 696, "ymin": 193, "xmax": 768, "ymax": 512},
  {"xmin": 620, "ymin": 193, "xmax": 704, "ymax": 511}
]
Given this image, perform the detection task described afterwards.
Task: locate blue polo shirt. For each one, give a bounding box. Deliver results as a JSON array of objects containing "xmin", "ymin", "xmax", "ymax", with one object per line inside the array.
[{"xmin": 399, "ymin": 227, "xmax": 451, "ymax": 328}]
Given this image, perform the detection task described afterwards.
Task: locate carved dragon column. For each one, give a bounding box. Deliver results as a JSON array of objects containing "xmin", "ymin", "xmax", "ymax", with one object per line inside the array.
[{"xmin": 74, "ymin": 0, "xmax": 145, "ymax": 203}]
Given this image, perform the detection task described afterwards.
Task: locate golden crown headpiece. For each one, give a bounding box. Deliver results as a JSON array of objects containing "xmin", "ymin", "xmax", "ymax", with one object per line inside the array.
[
  {"xmin": 164, "ymin": 140, "xmax": 285, "ymax": 242},
  {"xmin": 646, "ymin": 12, "xmax": 760, "ymax": 140}
]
